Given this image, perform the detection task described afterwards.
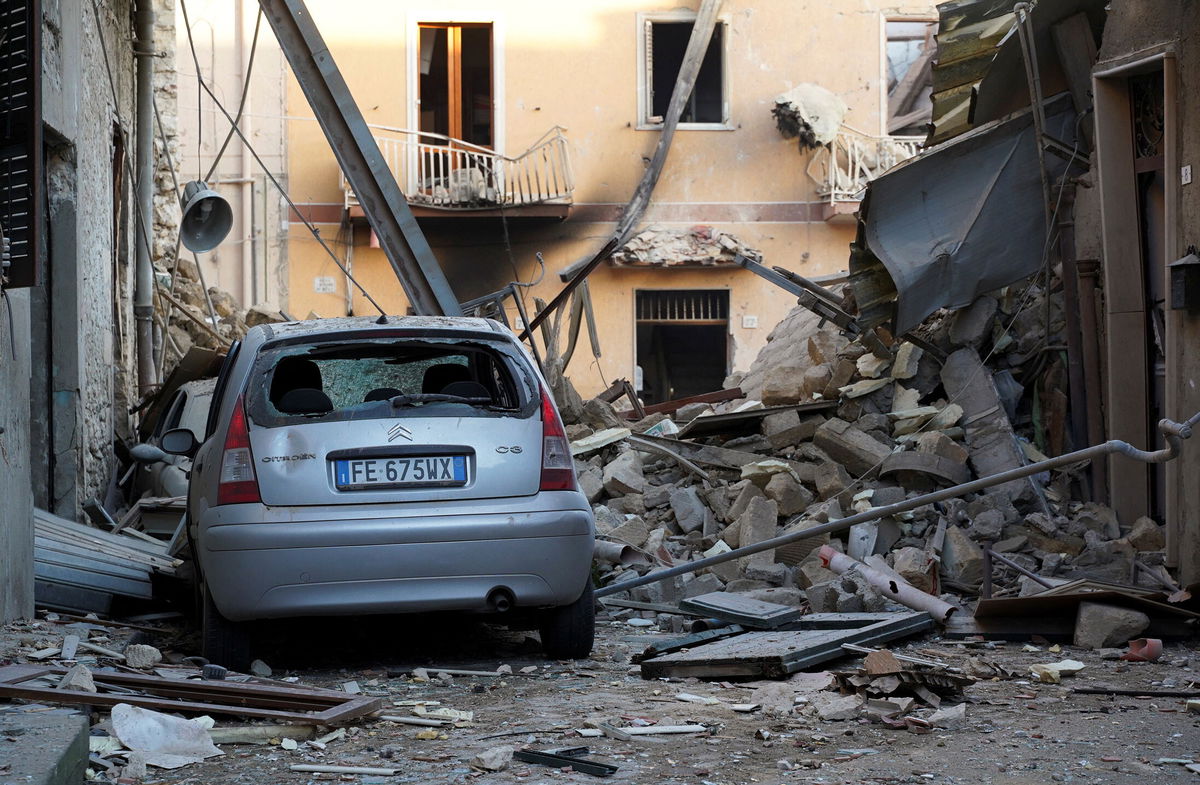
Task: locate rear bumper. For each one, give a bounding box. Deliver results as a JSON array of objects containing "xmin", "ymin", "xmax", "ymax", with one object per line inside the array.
[{"xmin": 198, "ymin": 505, "xmax": 594, "ymax": 621}]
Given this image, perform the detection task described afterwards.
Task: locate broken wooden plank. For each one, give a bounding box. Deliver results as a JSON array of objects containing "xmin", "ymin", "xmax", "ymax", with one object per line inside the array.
[
  {"xmin": 0, "ymin": 665, "xmax": 382, "ymax": 724},
  {"xmin": 630, "ymin": 387, "xmax": 744, "ymax": 418},
  {"xmin": 290, "ymin": 765, "xmax": 398, "ymax": 776},
  {"xmin": 639, "ymin": 612, "xmax": 934, "ymax": 679},
  {"xmin": 678, "ymin": 592, "xmax": 805, "ymax": 630}
]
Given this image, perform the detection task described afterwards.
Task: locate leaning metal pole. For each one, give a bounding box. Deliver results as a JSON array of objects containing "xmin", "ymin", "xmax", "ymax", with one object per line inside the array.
[
  {"xmin": 594, "ymin": 412, "xmax": 1200, "ymax": 599},
  {"xmin": 134, "ymin": 0, "xmax": 156, "ymax": 393}
]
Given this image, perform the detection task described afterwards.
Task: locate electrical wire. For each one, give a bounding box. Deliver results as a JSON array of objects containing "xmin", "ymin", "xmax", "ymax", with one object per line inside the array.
[
  {"xmin": 204, "ymin": 8, "xmax": 263, "ymax": 183},
  {"xmin": 178, "ymin": 0, "xmax": 387, "ymax": 317}
]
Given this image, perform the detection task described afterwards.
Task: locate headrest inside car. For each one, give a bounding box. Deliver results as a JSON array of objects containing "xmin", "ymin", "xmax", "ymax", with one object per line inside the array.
[
  {"xmin": 277, "ymin": 387, "xmax": 334, "ymax": 415},
  {"xmin": 421, "ymin": 363, "xmax": 471, "ymax": 394},
  {"xmin": 270, "ymin": 357, "xmax": 323, "ymax": 405}
]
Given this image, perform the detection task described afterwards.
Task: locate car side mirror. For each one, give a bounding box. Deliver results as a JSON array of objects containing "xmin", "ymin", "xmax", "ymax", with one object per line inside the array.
[
  {"xmin": 161, "ymin": 428, "xmax": 200, "ymax": 458},
  {"xmin": 129, "ymin": 443, "xmax": 167, "ymax": 463}
]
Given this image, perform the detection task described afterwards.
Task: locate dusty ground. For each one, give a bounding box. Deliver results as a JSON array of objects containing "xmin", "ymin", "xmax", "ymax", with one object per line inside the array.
[{"xmin": 2, "ymin": 612, "xmax": 1199, "ymax": 785}]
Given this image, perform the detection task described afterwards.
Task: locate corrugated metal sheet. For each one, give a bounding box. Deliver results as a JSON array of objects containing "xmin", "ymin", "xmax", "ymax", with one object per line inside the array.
[
  {"xmin": 928, "ymin": 0, "xmax": 1016, "ymax": 146},
  {"xmin": 851, "ymin": 94, "xmax": 1084, "ymax": 333}
]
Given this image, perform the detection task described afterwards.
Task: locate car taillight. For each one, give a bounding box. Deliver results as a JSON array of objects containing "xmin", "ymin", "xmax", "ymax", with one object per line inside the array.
[
  {"xmin": 217, "ymin": 395, "xmax": 261, "ymax": 505},
  {"xmin": 540, "ymin": 387, "xmax": 575, "ymax": 491}
]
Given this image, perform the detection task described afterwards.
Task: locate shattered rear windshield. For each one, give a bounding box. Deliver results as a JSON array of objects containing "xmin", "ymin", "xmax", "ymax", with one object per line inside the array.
[{"xmin": 244, "ymin": 337, "xmax": 535, "ymax": 427}]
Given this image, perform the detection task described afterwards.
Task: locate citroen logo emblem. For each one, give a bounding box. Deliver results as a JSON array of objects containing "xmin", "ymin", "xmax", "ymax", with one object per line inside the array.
[{"xmin": 387, "ymin": 423, "xmax": 413, "ymax": 443}]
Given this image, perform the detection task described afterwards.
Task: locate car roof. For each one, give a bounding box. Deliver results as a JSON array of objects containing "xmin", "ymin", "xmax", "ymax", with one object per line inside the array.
[{"xmin": 251, "ymin": 315, "xmax": 511, "ymax": 343}]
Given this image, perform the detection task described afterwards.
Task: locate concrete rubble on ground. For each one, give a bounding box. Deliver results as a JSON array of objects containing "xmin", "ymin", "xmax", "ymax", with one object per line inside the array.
[{"xmin": 562, "ymin": 279, "xmax": 1183, "ymax": 646}]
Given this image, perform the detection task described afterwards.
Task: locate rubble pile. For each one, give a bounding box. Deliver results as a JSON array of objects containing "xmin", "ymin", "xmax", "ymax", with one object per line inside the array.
[
  {"xmin": 154, "ymin": 256, "xmax": 283, "ymax": 367},
  {"xmin": 567, "ymin": 281, "xmax": 1177, "ymax": 633},
  {"xmin": 609, "ymin": 225, "xmax": 761, "ymax": 268}
]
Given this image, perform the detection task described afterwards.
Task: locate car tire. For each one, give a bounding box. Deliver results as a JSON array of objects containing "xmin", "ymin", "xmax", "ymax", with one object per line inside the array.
[
  {"xmin": 201, "ymin": 581, "xmax": 252, "ymax": 672},
  {"xmin": 538, "ymin": 580, "xmax": 595, "ymax": 659}
]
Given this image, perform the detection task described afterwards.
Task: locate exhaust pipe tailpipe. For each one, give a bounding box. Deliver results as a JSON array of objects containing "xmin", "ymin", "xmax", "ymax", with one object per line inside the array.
[{"xmin": 486, "ymin": 587, "xmax": 514, "ymax": 613}]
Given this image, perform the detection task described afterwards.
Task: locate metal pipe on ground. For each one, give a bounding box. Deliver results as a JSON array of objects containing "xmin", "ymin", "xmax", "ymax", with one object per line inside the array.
[
  {"xmin": 594, "ymin": 540, "xmax": 650, "ymax": 567},
  {"xmin": 820, "ymin": 546, "xmax": 959, "ymax": 623},
  {"xmin": 593, "ymin": 412, "xmax": 1200, "ymax": 601}
]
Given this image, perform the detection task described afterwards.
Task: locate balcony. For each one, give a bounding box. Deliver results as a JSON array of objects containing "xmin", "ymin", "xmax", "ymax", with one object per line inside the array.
[
  {"xmin": 342, "ymin": 125, "xmax": 574, "ymax": 220},
  {"xmin": 807, "ymin": 127, "xmax": 923, "ymax": 222}
]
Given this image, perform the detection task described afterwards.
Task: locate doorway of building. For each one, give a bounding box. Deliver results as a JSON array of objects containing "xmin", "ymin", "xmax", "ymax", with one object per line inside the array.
[{"xmin": 635, "ymin": 289, "xmax": 729, "ymax": 405}]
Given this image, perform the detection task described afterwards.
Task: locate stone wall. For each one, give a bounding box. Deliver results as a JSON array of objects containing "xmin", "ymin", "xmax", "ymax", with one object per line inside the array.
[{"xmin": 0, "ymin": 0, "xmax": 140, "ymax": 623}]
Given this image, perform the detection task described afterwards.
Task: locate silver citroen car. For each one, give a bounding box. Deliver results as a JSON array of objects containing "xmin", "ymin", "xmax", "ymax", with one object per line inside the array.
[{"xmin": 161, "ymin": 316, "xmax": 595, "ymax": 667}]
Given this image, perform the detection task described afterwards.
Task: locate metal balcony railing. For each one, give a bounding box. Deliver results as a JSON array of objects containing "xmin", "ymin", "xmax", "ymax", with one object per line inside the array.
[
  {"xmin": 341, "ymin": 125, "xmax": 574, "ymax": 211},
  {"xmin": 807, "ymin": 127, "xmax": 924, "ymax": 204}
]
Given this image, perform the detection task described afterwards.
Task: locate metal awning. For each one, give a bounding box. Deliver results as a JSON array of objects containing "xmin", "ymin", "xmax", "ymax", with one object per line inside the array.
[{"xmin": 850, "ymin": 93, "xmax": 1082, "ymax": 334}]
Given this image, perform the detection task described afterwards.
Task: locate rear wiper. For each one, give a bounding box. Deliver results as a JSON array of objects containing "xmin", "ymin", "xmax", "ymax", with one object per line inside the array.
[{"xmin": 388, "ymin": 393, "xmax": 491, "ymax": 408}]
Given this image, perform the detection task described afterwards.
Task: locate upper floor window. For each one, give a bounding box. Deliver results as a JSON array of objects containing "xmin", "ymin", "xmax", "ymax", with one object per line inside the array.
[
  {"xmin": 419, "ymin": 23, "xmax": 493, "ymax": 147},
  {"xmin": 638, "ymin": 13, "xmax": 728, "ymax": 128},
  {"xmin": 885, "ymin": 20, "xmax": 936, "ymax": 135}
]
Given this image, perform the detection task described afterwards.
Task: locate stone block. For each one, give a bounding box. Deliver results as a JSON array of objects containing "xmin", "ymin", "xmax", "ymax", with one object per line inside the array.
[
  {"xmin": 915, "ymin": 431, "xmax": 969, "ymax": 464},
  {"xmin": 582, "ymin": 397, "xmax": 624, "ymax": 430},
  {"xmin": 736, "ymin": 496, "xmax": 780, "ymax": 567},
  {"xmin": 608, "ymin": 493, "xmax": 646, "ymax": 516},
  {"xmin": 742, "ymin": 561, "xmax": 789, "ymax": 585},
  {"xmin": 762, "ymin": 410, "xmax": 823, "ymax": 449},
  {"xmin": 762, "ymin": 364, "xmax": 805, "ymax": 405},
  {"xmin": 815, "ymin": 461, "xmax": 852, "ymax": 501},
  {"xmin": 941, "ymin": 524, "xmax": 984, "ymax": 585},
  {"xmin": 602, "ymin": 450, "xmax": 644, "ymax": 495},
  {"xmin": 682, "ymin": 572, "xmax": 726, "ymax": 598},
  {"xmin": 891, "ymin": 546, "xmax": 933, "ymax": 593},
  {"xmin": 608, "ymin": 516, "xmax": 650, "ymax": 548},
  {"xmin": 940, "ymin": 349, "xmax": 1029, "ymax": 502},
  {"xmin": 891, "ymin": 342, "xmax": 923, "ymax": 380},
  {"xmin": 966, "ymin": 509, "xmax": 1006, "ymax": 541},
  {"xmin": 644, "ymin": 483, "xmax": 673, "ymax": 509},
  {"xmin": 726, "ymin": 480, "xmax": 765, "ymax": 523},
  {"xmin": 1074, "ymin": 602, "xmax": 1150, "ymax": 649},
  {"xmin": 1126, "ymin": 516, "xmax": 1166, "ymax": 551},
  {"xmin": 813, "ymin": 418, "xmax": 893, "ymax": 476},
  {"xmin": 669, "ymin": 487, "xmax": 711, "ymax": 534},
  {"xmin": 764, "ymin": 472, "xmax": 814, "ymax": 517},
  {"xmin": 949, "ymin": 294, "xmax": 998, "ymax": 348},
  {"xmin": 577, "ymin": 467, "xmax": 604, "ymax": 503},
  {"xmin": 823, "ymin": 358, "xmax": 859, "ymax": 398}
]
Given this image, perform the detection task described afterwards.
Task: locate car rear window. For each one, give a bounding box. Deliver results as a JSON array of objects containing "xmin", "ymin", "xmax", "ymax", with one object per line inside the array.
[{"xmin": 244, "ymin": 337, "xmax": 534, "ymax": 427}]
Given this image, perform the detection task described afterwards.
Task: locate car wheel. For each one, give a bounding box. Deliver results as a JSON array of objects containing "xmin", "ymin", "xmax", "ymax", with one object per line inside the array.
[
  {"xmin": 201, "ymin": 580, "xmax": 252, "ymax": 671},
  {"xmin": 538, "ymin": 580, "xmax": 595, "ymax": 659}
]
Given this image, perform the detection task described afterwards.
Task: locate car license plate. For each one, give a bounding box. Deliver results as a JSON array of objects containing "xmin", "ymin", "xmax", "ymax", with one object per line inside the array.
[{"xmin": 334, "ymin": 455, "xmax": 467, "ymax": 490}]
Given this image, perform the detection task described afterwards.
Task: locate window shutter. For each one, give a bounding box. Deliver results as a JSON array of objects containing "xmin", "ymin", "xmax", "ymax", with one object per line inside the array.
[
  {"xmin": 0, "ymin": 0, "xmax": 43, "ymax": 289},
  {"xmin": 645, "ymin": 19, "xmax": 662, "ymax": 123}
]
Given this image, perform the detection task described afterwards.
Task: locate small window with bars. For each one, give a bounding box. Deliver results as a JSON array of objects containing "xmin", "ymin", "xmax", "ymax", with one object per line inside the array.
[{"xmin": 635, "ymin": 290, "xmax": 729, "ymax": 324}]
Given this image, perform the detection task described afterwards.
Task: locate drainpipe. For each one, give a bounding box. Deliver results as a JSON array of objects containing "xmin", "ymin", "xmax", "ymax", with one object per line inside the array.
[
  {"xmin": 236, "ymin": 0, "xmax": 255, "ymax": 309},
  {"xmin": 135, "ymin": 0, "xmax": 156, "ymax": 394}
]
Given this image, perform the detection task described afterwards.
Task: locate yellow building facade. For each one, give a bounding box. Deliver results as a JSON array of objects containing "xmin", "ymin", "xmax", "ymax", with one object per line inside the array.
[{"xmin": 282, "ymin": 1, "xmax": 938, "ymax": 399}]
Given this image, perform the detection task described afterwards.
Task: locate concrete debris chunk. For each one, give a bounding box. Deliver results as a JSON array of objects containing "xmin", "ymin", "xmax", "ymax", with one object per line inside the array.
[
  {"xmin": 1030, "ymin": 659, "xmax": 1085, "ymax": 684},
  {"xmin": 670, "ymin": 487, "xmax": 711, "ymax": 534},
  {"xmin": 1074, "ymin": 602, "xmax": 1150, "ymax": 650},
  {"xmin": 1125, "ymin": 516, "xmax": 1166, "ymax": 551},
  {"xmin": 927, "ymin": 702, "xmax": 967, "ymax": 729},
  {"xmin": 813, "ymin": 418, "xmax": 893, "ymax": 476},
  {"xmin": 58, "ymin": 663, "xmax": 97, "ymax": 693},
  {"xmin": 891, "ymin": 343, "xmax": 923, "ymax": 380},
  {"xmin": 807, "ymin": 692, "xmax": 864, "ymax": 721},
  {"xmin": 603, "ymin": 450, "xmax": 645, "ymax": 495},
  {"xmin": 940, "ymin": 349, "xmax": 1028, "ymax": 501},
  {"xmin": 124, "ymin": 644, "xmax": 163, "ymax": 670},
  {"xmin": 470, "ymin": 745, "xmax": 514, "ymax": 772},
  {"xmin": 948, "ymin": 295, "xmax": 999, "ymax": 348},
  {"xmin": 764, "ymin": 471, "xmax": 813, "ymax": 517}
]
